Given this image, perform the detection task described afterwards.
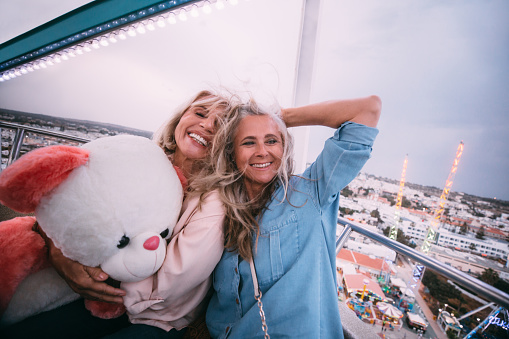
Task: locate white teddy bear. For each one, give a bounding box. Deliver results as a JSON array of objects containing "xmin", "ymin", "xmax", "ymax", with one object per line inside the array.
[{"xmin": 0, "ymin": 134, "xmax": 183, "ymax": 327}]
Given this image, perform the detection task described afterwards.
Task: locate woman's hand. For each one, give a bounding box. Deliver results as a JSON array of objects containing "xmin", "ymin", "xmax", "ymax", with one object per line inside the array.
[{"xmin": 37, "ymin": 222, "xmax": 126, "ymax": 303}]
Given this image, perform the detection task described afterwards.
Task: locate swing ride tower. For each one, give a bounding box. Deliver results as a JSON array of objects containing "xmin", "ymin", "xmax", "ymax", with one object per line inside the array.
[
  {"xmin": 421, "ymin": 141, "xmax": 464, "ymax": 253},
  {"xmin": 389, "ymin": 155, "xmax": 408, "ymax": 240}
]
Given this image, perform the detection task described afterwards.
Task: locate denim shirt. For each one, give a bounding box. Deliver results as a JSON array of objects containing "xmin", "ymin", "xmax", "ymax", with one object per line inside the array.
[{"xmin": 206, "ymin": 122, "xmax": 379, "ymax": 339}]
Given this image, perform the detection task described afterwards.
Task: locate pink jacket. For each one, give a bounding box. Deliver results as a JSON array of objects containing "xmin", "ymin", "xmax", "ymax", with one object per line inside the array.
[{"xmin": 121, "ymin": 190, "xmax": 225, "ymax": 331}]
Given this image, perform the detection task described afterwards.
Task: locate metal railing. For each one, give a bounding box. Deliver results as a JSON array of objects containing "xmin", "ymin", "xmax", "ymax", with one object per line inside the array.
[
  {"xmin": 336, "ymin": 216, "xmax": 509, "ymax": 310},
  {"xmin": 0, "ymin": 121, "xmax": 90, "ymax": 167},
  {"xmin": 2, "ymin": 120, "xmax": 508, "ymax": 337}
]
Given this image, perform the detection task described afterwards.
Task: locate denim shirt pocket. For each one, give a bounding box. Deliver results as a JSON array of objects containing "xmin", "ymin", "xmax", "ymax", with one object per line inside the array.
[{"xmin": 255, "ymin": 210, "xmax": 299, "ymax": 287}]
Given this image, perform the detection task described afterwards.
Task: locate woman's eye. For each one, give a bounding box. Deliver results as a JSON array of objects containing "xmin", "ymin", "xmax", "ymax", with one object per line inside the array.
[
  {"xmin": 117, "ymin": 235, "xmax": 130, "ymax": 249},
  {"xmin": 242, "ymin": 141, "xmax": 255, "ymax": 146},
  {"xmin": 195, "ymin": 110, "xmax": 206, "ymax": 117},
  {"xmin": 160, "ymin": 228, "xmax": 170, "ymax": 238},
  {"xmin": 267, "ymin": 139, "xmax": 278, "ymax": 145}
]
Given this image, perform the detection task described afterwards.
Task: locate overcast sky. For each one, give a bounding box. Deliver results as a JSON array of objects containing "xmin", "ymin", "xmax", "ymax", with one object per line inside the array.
[{"xmin": 1, "ymin": 0, "xmax": 508, "ymax": 200}]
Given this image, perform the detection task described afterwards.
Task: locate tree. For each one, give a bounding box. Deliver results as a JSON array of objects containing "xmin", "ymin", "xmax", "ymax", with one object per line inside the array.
[
  {"xmin": 480, "ymin": 268, "xmax": 499, "ymax": 286},
  {"xmin": 469, "ymin": 243, "xmax": 476, "ymax": 251},
  {"xmin": 382, "ymin": 227, "xmax": 416, "ymax": 248},
  {"xmin": 475, "ymin": 227, "xmax": 486, "ymax": 240},
  {"xmin": 401, "ymin": 196, "xmax": 412, "ymax": 208},
  {"xmin": 422, "ymin": 270, "xmax": 460, "ymax": 303},
  {"xmin": 341, "ymin": 186, "xmax": 353, "ymax": 198}
]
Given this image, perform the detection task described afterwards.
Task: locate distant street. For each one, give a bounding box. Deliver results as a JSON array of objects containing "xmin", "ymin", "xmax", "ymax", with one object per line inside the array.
[{"xmin": 396, "ymin": 257, "xmax": 446, "ymax": 339}]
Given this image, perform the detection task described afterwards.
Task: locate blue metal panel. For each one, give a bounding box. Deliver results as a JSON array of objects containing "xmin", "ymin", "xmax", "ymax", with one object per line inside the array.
[{"xmin": 0, "ymin": 0, "xmax": 198, "ymax": 71}]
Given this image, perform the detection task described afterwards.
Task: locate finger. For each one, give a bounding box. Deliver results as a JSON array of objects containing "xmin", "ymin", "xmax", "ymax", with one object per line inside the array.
[
  {"xmin": 84, "ymin": 266, "xmax": 109, "ymax": 282},
  {"xmin": 84, "ymin": 290, "xmax": 125, "ymax": 304},
  {"xmin": 78, "ymin": 282, "xmax": 126, "ymax": 302}
]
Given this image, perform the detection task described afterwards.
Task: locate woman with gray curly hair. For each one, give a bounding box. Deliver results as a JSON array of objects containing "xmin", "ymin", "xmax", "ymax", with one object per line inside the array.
[{"xmin": 202, "ymin": 95, "xmax": 381, "ymax": 338}]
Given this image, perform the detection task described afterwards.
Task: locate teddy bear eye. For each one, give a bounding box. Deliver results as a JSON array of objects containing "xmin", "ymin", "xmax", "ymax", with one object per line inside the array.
[
  {"xmin": 160, "ymin": 228, "xmax": 169, "ymax": 239},
  {"xmin": 117, "ymin": 235, "xmax": 130, "ymax": 249}
]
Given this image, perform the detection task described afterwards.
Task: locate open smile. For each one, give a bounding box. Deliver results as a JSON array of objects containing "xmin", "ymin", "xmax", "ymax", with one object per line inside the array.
[
  {"xmin": 251, "ymin": 162, "xmax": 272, "ymax": 169},
  {"xmin": 188, "ymin": 133, "xmax": 208, "ymax": 147}
]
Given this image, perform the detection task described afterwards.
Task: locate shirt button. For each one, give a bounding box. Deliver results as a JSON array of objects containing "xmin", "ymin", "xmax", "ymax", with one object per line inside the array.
[
  {"xmin": 226, "ymin": 326, "xmax": 230, "ymax": 333},
  {"xmin": 236, "ymin": 298, "xmax": 240, "ymax": 305},
  {"xmin": 235, "ymin": 268, "xmax": 238, "ymax": 273}
]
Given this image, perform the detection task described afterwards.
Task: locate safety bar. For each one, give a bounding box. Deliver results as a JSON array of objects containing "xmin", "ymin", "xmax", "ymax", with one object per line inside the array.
[
  {"xmin": 0, "ymin": 121, "xmax": 90, "ymax": 166},
  {"xmin": 336, "ymin": 216, "xmax": 509, "ymax": 310}
]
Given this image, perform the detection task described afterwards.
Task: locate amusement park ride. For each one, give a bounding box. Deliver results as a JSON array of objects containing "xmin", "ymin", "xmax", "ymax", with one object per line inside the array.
[
  {"xmin": 389, "ymin": 141, "xmax": 508, "ymax": 337},
  {"xmin": 389, "ymin": 154, "xmax": 408, "ymax": 241}
]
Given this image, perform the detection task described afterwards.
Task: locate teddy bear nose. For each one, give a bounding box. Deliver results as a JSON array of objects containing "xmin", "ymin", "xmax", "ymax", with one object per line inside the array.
[{"xmin": 143, "ymin": 236, "xmax": 160, "ymax": 251}]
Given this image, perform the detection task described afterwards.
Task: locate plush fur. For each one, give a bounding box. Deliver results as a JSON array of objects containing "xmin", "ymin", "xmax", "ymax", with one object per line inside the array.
[
  {"xmin": 0, "ymin": 216, "xmax": 47, "ymax": 315},
  {"xmin": 0, "ymin": 135, "xmax": 183, "ymax": 327}
]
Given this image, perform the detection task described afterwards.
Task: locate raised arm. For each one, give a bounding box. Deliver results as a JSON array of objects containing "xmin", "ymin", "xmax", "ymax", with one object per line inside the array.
[{"xmin": 282, "ymin": 95, "xmax": 381, "ymax": 129}]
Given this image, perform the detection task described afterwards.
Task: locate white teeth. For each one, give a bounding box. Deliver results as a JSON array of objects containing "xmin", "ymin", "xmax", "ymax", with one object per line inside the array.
[
  {"xmin": 189, "ymin": 133, "xmax": 207, "ymax": 146},
  {"xmin": 252, "ymin": 163, "xmax": 271, "ymax": 168}
]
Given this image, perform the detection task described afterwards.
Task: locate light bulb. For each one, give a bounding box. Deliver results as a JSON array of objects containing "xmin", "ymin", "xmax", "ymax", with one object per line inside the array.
[
  {"xmin": 167, "ymin": 13, "xmax": 177, "ymax": 24},
  {"xmin": 178, "ymin": 9, "xmax": 188, "ymax": 21},
  {"xmin": 118, "ymin": 30, "xmax": 128, "ymax": 40},
  {"xmin": 128, "ymin": 26, "xmax": 137, "ymax": 37},
  {"xmin": 202, "ymin": 2, "xmax": 212, "ymax": 14},
  {"xmin": 146, "ymin": 20, "xmax": 156, "ymax": 31},
  {"xmin": 157, "ymin": 16, "xmax": 166, "ymax": 28},
  {"xmin": 136, "ymin": 23, "xmax": 146, "ymax": 34},
  {"xmin": 216, "ymin": 0, "xmax": 225, "ymax": 9},
  {"xmin": 99, "ymin": 37, "xmax": 109, "ymax": 47},
  {"xmin": 190, "ymin": 5, "xmax": 199, "ymax": 17},
  {"xmin": 108, "ymin": 33, "xmax": 118, "ymax": 43}
]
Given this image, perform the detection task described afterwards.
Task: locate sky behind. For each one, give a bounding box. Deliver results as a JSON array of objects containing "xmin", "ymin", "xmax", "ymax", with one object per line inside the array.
[{"xmin": 1, "ymin": 0, "xmax": 508, "ymax": 200}]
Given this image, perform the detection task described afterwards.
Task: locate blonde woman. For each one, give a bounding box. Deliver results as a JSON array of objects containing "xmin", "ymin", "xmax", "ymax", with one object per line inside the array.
[{"xmin": 3, "ymin": 90, "xmax": 236, "ymax": 339}]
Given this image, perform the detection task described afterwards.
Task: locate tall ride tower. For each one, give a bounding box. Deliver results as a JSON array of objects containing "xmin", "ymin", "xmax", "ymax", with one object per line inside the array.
[
  {"xmin": 421, "ymin": 141, "xmax": 464, "ymax": 253},
  {"xmin": 389, "ymin": 155, "xmax": 408, "ymax": 240}
]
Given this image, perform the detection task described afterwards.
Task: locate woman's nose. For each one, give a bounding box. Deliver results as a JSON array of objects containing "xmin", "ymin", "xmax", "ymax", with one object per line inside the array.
[
  {"xmin": 255, "ymin": 144, "xmax": 268, "ymax": 156},
  {"xmin": 200, "ymin": 116, "xmax": 215, "ymax": 132}
]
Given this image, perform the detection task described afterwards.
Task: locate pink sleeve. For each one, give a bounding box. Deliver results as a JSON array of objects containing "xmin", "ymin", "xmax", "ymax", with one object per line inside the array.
[{"xmin": 153, "ymin": 191, "xmax": 224, "ymax": 302}]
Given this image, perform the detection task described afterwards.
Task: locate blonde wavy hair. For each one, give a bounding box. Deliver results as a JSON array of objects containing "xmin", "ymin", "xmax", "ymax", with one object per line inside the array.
[
  {"xmin": 153, "ymin": 90, "xmax": 233, "ymax": 158},
  {"xmin": 189, "ymin": 99, "xmax": 295, "ymax": 260}
]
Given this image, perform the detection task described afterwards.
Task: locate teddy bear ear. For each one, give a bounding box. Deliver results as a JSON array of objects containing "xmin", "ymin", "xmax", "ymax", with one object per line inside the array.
[{"xmin": 0, "ymin": 145, "xmax": 90, "ymax": 213}]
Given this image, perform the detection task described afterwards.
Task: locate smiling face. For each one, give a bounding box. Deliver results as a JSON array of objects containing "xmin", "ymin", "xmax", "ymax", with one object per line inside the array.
[
  {"xmin": 234, "ymin": 115, "xmax": 284, "ymax": 200},
  {"xmin": 173, "ymin": 101, "xmax": 222, "ymax": 169}
]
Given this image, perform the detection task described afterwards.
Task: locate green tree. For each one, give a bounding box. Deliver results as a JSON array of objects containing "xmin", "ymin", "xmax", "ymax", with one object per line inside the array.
[
  {"xmin": 480, "ymin": 268, "xmax": 499, "ymax": 286},
  {"xmin": 401, "ymin": 196, "xmax": 412, "ymax": 208},
  {"xmin": 475, "ymin": 227, "xmax": 486, "ymax": 240},
  {"xmin": 382, "ymin": 227, "xmax": 416, "ymax": 248},
  {"xmin": 469, "ymin": 243, "xmax": 477, "ymax": 251},
  {"xmin": 341, "ymin": 186, "xmax": 353, "ymax": 198}
]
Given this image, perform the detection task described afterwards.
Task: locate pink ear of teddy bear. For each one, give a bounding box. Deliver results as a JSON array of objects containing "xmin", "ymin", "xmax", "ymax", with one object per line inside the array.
[
  {"xmin": 0, "ymin": 145, "xmax": 90, "ymax": 213},
  {"xmin": 0, "ymin": 216, "xmax": 48, "ymax": 317}
]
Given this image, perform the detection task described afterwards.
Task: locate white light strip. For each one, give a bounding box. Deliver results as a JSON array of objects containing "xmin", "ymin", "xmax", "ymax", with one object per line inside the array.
[{"xmin": 0, "ymin": 0, "xmax": 246, "ymax": 82}]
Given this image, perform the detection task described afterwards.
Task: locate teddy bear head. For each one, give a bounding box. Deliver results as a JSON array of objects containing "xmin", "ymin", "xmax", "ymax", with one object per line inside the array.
[{"xmin": 0, "ymin": 135, "xmax": 183, "ymax": 282}]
